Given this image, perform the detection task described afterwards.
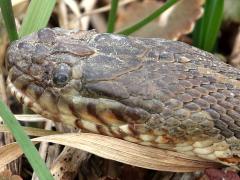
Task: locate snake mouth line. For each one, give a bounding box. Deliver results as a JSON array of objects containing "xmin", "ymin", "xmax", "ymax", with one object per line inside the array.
[{"xmin": 6, "ymin": 77, "xmax": 57, "ymax": 120}]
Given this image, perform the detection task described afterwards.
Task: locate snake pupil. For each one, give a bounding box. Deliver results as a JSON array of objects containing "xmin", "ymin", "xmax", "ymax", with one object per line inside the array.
[{"xmin": 53, "ymin": 73, "xmax": 68, "ymax": 86}]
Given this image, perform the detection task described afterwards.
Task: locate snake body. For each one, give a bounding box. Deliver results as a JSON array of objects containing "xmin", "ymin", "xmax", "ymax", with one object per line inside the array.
[{"xmin": 6, "ymin": 28, "xmax": 240, "ymax": 168}]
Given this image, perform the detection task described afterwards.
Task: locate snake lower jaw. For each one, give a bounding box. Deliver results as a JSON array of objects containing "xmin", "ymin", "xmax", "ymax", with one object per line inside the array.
[{"xmin": 7, "ymin": 77, "xmax": 61, "ymax": 122}]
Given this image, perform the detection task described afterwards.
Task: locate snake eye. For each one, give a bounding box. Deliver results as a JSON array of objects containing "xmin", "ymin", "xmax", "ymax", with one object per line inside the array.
[{"xmin": 53, "ymin": 63, "xmax": 71, "ymax": 87}]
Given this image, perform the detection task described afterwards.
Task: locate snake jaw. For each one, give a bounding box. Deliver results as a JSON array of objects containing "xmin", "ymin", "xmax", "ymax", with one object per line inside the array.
[{"xmin": 7, "ymin": 77, "xmax": 58, "ymax": 120}]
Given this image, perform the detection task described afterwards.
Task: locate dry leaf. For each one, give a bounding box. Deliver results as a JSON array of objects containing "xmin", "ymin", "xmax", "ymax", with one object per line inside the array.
[
  {"xmin": 33, "ymin": 133, "xmax": 220, "ymax": 172},
  {"xmin": 224, "ymin": 0, "xmax": 240, "ymax": 23},
  {"xmin": 0, "ymin": 132, "xmax": 220, "ymax": 171},
  {"xmin": 116, "ymin": 0, "xmax": 204, "ymax": 40}
]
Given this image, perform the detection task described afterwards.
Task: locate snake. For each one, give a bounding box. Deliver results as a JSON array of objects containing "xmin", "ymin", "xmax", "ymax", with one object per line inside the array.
[{"xmin": 6, "ymin": 28, "xmax": 240, "ymax": 169}]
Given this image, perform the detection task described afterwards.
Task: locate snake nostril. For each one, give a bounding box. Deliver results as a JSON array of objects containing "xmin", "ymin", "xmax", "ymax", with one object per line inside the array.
[{"xmin": 18, "ymin": 42, "xmax": 34, "ymax": 52}]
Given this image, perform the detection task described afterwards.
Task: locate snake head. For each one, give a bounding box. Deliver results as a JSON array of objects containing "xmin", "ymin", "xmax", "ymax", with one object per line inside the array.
[
  {"xmin": 6, "ymin": 28, "xmax": 151, "ymax": 127},
  {"xmin": 6, "ymin": 27, "xmax": 151, "ymax": 132},
  {"xmin": 6, "ymin": 28, "xmax": 97, "ymax": 121}
]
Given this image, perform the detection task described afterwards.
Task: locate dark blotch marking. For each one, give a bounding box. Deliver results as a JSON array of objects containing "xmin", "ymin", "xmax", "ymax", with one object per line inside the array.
[
  {"xmin": 111, "ymin": 108, "xmax": 125, "ymax": 122},
  {"xmin": 69, "ymin": 103, "xmax": 80, "ymax": 118},
  {"xmin": 128, "ymin": 123, "xmax": 139, "ymax": 136},
  {"xmin": 21, "ymin": 82, "xmax": 29, "ymax": 92},
  {"xmin": 87, "ymin": 103, "xmax": 107, "ymax": 124},
  {"xmin": 109, "ymin": 128, "xmax": 124, "ymax": 139},
  {"xmin": 75, "ymin": 119, "xmax": 83, "ymax": 129},
  {"xmin": 96, "ymin": 124, "xmax": 107, "ymax": 135}
]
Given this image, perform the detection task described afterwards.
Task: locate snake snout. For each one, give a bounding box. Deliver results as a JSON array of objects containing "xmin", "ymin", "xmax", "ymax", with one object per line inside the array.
[
  {"xmin": 6, "ymin": 41, "xmax": 20, "ymax": 69},
  {"xmin": 7, "ymin": 39, "xmax": 34, "ymax": 69}
]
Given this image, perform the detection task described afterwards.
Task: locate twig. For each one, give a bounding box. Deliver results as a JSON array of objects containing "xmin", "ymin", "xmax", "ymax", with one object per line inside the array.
[
  {"xmin": 81, "ymin": 0, "xmax": 136, "ymax": 18},
  {"xmin": 32, "ymin": 121, "xmax": 53, "ymax": 180},
  {"xmin": 0, "ymin": 114, "xmax": 50, "ymax": 122}
]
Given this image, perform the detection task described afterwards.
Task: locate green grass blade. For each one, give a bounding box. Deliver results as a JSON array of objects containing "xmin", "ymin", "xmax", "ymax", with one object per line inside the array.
[
  {"xmin": 0, "ymin": 0, "xmax": 18, "ymax": 41},
  {"xmin": 0, "ymin": 99, "xmax": 54, "ymax": 180},
  {"xmin": 193, "ymin": 0, "xmax": 224, "ymax": 52},
  {"xmin": 107, "ymin": 0, "xmax": 119, "ymax": 33},
  {"xmin": 193, "ymin": 17, "xmax": 203, "ymax": 48},
  {"xmin": 2, "ymin": 0, "xmax": 56, "ymax": 179},
  {"xmin": 117, "ymin": 0, "xmax": 177, "ymax": 35},
  {"xmin": 19, "ymin": 0, "xmax": 56, "ymax": 37}
]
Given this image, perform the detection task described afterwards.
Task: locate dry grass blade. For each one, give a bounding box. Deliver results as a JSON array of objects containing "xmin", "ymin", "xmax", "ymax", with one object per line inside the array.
[
  {"xmin": 62, "ymin": 0, "xmax": 80, "ymax": 17},
  {"xmin": 33, "ymin": 133, "xmax": 221, "ymax": 172},
  {"xmin": 81, "ymin": 0, "xmax": 136, "ymax": 18},
  {"xmin": 0, "ymin": 142, "xmax": 38, "ymax": 168},
  {"xmin": 79, "ymin": 0, "xmax": 97, "ymax": 30},
  {"xmin": 0, "ymin": 124, "xmax": 61, "ymax": 137},
  {"xmin": 0, "ymin": 114, "xmax": 49, "ymax": 122},
  {"xmin": 12, "ymin": 0, "xmax": 28, "ymax": 17}
]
